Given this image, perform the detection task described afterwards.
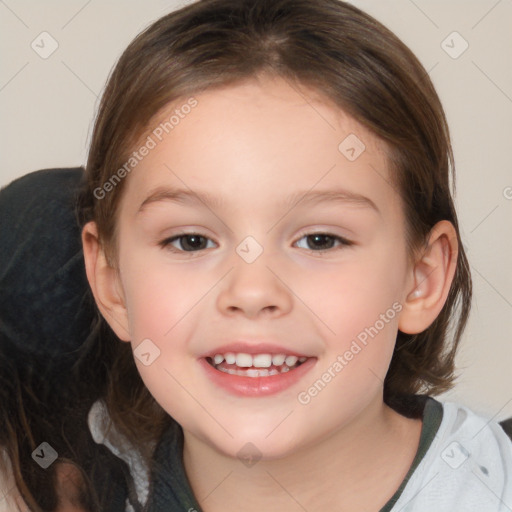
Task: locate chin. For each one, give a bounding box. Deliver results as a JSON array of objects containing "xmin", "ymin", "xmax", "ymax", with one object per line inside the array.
[{"xmin": 206, "ymin": 426, "xmax": 305, "ymax": 462}]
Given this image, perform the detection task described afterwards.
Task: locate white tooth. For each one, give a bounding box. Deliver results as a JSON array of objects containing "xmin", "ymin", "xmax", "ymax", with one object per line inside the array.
[
  {"xmin": 272, "ymin": 354, "xmax": 286, "ymax": 366},
  {"xmin": 268, "ymin": 369, "xmax": 279, "ymax": 376},
  {"xmin": 285, "ymin": 355, "xmax": 298, "ymax": 366},
  {"xmin": 252, "ymin": 354, "xmax": 272, "ymax": 368},
  {"xmin": 225, "ymin": 352, "xmax": 236, "ymax": 364},
  {"xmin": 236, "ymin": 369, "xmax": 248, "ymax": 376},
  {"xmin": 281, "ymin": 366, "xmax": 290, "ymax": 373},
  {"xmin": 213, "ymin": 354, "xmax": 224, "ymax": 364},
  {"xmin": 226, "ymin": 368, "xmax": 237, "ymax": 375},
  {"xmin": 258, "ymin": 369, "xmax": 270, "ymax": 377},
  {"xmin": 298, "ymin": 357, "xmax": 307, "ymax": 363},
  {"xmin": 236, "ymin": 353, "xmax": 253, "ymax": 367},
  {"xmin": 246, "ymin": 369, "xmax": 260, "ymax": 378}
]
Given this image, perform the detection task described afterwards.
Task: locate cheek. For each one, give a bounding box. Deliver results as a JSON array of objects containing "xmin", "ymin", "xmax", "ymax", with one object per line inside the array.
[
  {"xmin": 118, "ymin": 250, "xmax": 205, "ymax": 417},
  {"xmin": 292, "ymin": 243, "xmax": 406, "ymax": 394},
  {"xmin": 294, "ymin": 246, "xmax": 405, "ymax": 335},
  {"xmin": 120, "ymin": 249, "xmax": 207, "ymax": 342},
  {"xmin": 293, "ymin": 253, "xmax": 404, "ymax": 420}
]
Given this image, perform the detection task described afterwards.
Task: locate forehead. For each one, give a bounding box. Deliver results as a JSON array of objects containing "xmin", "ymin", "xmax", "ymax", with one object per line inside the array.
[{"xmin": 121, "ymin": 76, "xmax": 400, "ymax": 220}]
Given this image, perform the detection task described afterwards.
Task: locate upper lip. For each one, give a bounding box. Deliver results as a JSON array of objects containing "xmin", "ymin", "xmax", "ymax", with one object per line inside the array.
[{"xmin": 201, "ymin": 342, "xmax": 312, "ymax": 359}]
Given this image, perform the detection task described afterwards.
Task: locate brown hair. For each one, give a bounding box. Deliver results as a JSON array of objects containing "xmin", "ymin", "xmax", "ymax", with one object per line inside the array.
[{"xmin": 6, "ymin": 0, "xmax": 472, "ymax": 508}]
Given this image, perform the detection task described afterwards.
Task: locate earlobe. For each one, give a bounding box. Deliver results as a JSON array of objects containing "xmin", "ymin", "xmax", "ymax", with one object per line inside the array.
[
  {"xmin": 81, "ymin": 222, "xmax": 131, "ymax": 342},
  {"xmin": 398, "ymin": 220, "xmax": 458, "ymax": 335}
]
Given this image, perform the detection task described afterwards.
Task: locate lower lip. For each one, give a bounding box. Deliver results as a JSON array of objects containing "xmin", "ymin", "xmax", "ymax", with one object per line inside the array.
[{"xmin": 199, "ymin": 357, "xmax": 317, "ymax": 397}]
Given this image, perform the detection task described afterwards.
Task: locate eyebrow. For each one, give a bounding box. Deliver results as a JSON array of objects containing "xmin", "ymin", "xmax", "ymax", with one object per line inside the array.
[{"xmin": 137, "ymin": 186, "xmax": 380, "ymax": 215}]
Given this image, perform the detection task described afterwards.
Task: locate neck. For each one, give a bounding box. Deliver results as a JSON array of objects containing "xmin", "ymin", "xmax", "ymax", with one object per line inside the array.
[{"xmin": 182, "ymin": 396, "xmax": 423, "ymax": 512}]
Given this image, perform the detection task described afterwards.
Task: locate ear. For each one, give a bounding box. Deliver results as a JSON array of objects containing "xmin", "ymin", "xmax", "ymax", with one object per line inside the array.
[
  {"xmin": 398, "ymin": 220, "xmax": 458, "ymax": 334},
  {"xmin": 81, "ymin": 221, "xmax": 131, "ymax": 342}
]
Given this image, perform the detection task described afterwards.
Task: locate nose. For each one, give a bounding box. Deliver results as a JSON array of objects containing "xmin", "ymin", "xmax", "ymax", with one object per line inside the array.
[{"xmin": 216, "ymin": 257, "xmax": 293, "ymax": 319}]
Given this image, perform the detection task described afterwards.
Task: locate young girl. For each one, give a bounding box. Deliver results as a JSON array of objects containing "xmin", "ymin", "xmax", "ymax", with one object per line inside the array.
[{"xmin": 2, "ymin": 0, "xmax": 511, "ymax": 510}]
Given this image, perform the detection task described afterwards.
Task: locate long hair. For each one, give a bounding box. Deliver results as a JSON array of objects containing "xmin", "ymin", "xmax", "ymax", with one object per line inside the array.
[{"xmin": 3, "ymin": 0, "xmax": 472, "ymax": 508}]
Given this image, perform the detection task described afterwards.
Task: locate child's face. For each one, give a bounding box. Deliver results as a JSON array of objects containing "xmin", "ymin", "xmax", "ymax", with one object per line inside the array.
[{"xmin": 114, "ymin": 76, "xmax": 413, "ymax": 458}]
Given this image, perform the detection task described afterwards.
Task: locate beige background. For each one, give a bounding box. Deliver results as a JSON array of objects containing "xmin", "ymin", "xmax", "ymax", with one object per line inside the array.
[{"xmin": 0, "ymin": 0, "xmax": 511, "ymax": 420}]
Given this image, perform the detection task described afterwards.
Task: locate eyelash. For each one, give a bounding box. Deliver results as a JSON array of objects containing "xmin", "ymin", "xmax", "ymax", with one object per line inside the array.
[{"xmin": 159, "ymin": 231, "xmax": 354, "ymax": 255}]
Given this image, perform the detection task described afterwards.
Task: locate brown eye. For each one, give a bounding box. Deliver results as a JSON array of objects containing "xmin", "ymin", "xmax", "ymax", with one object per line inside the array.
[
  {"xmin": 295, "ymin": 233, "xmax": 352, "ymax": 252},
  {"xmin": 306, "ymin": 234, "xmax": 336, "ymax": 250},
  {"xmin": 161, "ymin": 234, "xmax": 214, "ymax": 252}
]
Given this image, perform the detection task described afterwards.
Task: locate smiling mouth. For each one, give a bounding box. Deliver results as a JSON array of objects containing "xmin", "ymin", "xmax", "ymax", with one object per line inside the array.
[{"xmin": 205, "ymin": 353, "xmax": 309, "ymax": 377}]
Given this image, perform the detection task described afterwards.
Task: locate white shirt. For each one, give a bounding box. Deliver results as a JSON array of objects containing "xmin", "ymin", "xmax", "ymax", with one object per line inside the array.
[
  {"xmin": 88, "ymin": 399, "xmax": 512, "ymax": 511},
  {"xmin": 1, "ymin": 399, "xmax": 511, "ymax": 511},
  {"xmin": 388, "ymin": 401, "xmax": 512, "ymax": 511}
]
